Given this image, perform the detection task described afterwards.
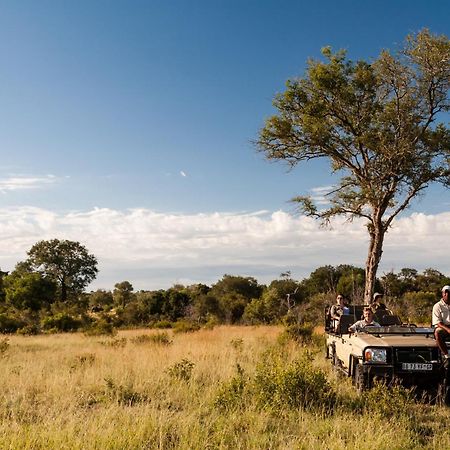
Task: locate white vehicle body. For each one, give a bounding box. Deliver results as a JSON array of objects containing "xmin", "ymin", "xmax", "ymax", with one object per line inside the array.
[{"xmin": 325, "ymin": 305, "xmax": 449, "ymax": 402}]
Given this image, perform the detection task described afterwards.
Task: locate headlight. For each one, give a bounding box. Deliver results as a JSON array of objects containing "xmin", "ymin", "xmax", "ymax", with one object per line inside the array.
[{"xmin": 364, "ymin": 348, "xmax": 387, "ymax": 363}]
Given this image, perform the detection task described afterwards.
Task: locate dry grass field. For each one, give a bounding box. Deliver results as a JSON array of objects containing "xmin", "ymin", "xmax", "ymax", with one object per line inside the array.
[{"xmin": 1, "ymin": 325, "xmax": 450, "ymax": 449}]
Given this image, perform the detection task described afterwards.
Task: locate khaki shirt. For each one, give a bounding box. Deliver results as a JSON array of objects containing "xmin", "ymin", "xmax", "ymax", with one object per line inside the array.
[
  {"xmin": 432, "ymin": 299, "xmax": 450, "ymax": 326},
  {"xmin": 349, "ymin": 319, "xmax": 381, "ymax": 333}
]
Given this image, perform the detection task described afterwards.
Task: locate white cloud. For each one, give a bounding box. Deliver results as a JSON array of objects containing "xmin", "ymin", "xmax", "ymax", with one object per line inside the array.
[
  {"xmin": 310, "ymin": 185, "xmax": 334, "ymax": 205},
  {"xmin": 0, "ymin": 175, "xmax": 58, "ymax": 193},
  {"xmin": 0, "ymin": 206, "xmax": 449, "ymax": 290}
]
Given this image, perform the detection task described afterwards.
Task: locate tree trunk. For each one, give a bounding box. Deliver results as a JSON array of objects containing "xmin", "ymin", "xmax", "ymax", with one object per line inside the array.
[
  {"xmin": 61, "ymin": 278, "xmax": 67, "ymax": 302},
  {"xmin": 364, "ymin": 219, "xmax": 385, "ymax": 304}
]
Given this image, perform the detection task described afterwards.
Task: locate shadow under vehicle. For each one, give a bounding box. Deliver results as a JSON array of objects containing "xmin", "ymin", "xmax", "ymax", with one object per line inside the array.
[{"xmin": 325, "ymin": 306, "xmax": 450, "ymax": 404}]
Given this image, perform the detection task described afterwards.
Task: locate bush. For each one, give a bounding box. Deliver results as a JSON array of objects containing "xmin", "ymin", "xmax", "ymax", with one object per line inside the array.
[
  {"xmin": 84, "ymin": 319, "xmax": 116, "ymax": 336},
  {"xmin": 166, "ymin": 358, "xmax": 195, "ymax": 381},
  {"xmin": 364, "ymin": 380, "xmax": 415, "ymax": 418},
  {"xmin": 41, "ymin": 313, "xmax": 82, "ymax": 332},
  {"xmin": 203, "ymin": 314, "xmax": 219, "ymax": 329},
  {"xmin": 230, "ymin": 338, "xmax": 244, "ymax": 352},
  {"xmin": 173, "ymin": 320, "xmax": 201, "ymax": 334},
  {"xmin": 131, "ymin": 332, "xmax": 172, "ymax": 345},
  {"xmin": 0, "ymin": 337, "xmax": 9, "ymax": 354},
  {"xmin": 279, "ymin": 323, "xmax": 314, "ymax": 345},
  {"xmin": 99, "ymin": 337, "xmax": 127, "ymax": 348},
  {"xmin": 253, "ymin": 351, "xmax": 335, "ymax": 410},
  {"xmin": 0, "ymin": 314, "xmax": 25, "ymax": 333},
  {"xmin": 151, "ymin": 320, "xmax": 173, "ymax": 329},
  {"xmin": 16, "ymin": 324, "xmax": 40, "ymax": 335},
  {"xmin": 103, "ymin": 377, "xmax": 147, "ymax": 406},
  {"xmin": 214, "ymin": 364, "xmax": 247, "ymax": 410}
]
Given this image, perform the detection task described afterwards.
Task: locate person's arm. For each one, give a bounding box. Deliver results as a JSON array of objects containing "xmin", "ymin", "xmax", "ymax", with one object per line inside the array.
[
  {"xmin": 348, "ymin": 322, "xmax": 357, "ymax": 333},
  {"xmin": 330, "ymin": 305, "xmax": 339, "ymax": 319},
  {"xmin": 436, "ymin": 322, "xmax": 450, "ymax": 333}
]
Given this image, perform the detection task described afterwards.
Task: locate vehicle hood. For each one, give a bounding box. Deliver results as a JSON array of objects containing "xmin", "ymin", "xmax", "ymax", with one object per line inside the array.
[{"xmin": 350, "ymin": 333, "xmax": 437, "ymax": 348}]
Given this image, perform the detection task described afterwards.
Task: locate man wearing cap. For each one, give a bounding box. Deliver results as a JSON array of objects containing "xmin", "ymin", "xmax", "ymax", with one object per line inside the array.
[
  {"xmin": 432, "ymin": 286, "xmax": 450, "ymax": 360},
  {"xmin": 370, "ymin": 292, "xmax": 387, "ymax": 312}
]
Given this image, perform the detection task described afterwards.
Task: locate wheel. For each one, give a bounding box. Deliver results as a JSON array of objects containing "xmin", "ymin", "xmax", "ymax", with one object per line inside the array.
[
  {"xmin": 332, "ymin": 349, "xmax": 339, "ymax": 368},
  {"xmin": 328, "ymin": 344, "xmax": 339, "ymax": 367},
  {"xmin": 354, "ymin": 364, "xmax": 368, "ymax": 392}
]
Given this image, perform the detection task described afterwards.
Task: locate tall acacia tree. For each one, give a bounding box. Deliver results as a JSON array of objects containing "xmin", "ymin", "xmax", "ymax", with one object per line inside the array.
[
  {"xmin": 257, "ymin": 30, "xmax": 450, "ymax": 303},
  {"xmin": 26, "ymin": 239, "xmax": 98, "ymax": 302}
]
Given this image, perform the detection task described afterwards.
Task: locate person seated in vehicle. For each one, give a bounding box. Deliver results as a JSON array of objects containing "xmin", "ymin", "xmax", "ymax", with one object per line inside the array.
[
  {"xmin": 330, "ymin": 294, "xmax": 349, "ymax": 330},
  {"xmin": 370, "ymin": 292, "xmax": 387, "ymax": 312},
  {"xmin": 348, "ymin": 307, "xmax": 381, "ymax": 333},
  {"xmin": 432, "ymin": 285, "xmax": 450, "ymax": 361}
]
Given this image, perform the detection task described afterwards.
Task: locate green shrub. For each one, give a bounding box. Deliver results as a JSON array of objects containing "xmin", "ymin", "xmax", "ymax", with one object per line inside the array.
[
  {"xmin": 0, "ymin": 314, "xmax": 25, "ymax": 333},
  {"xmin": 16, "ymin": 324, "xmax": 40, "ymax": 335},
  {"xmin": 0, "ymin": 337, "xmax": 9, "ymax": 354},
  {"xmin": 167, "ymin": 358, "xmax": 195, "ymax": 381},
  {"xmin": 230, "ymin": 338, "xmax": 244, "ymax": 352},
  {"xmin": 103, "ymin": 377, "xmax": 147, "ymax": 406},
  {"xmin": 173, "ymin": 320, "xmax": 201, "ymax": 334},
  {"xmin": 131, "ymin": 332, "xmax": 172, "ymax": 345},
  {"xmin": 152, "ymin": 320, "xmax": 173, "ymax": 329},
  {"xmin": 253, "ymin": 352, "xmax": 335, "ymax": 410},
  {"xmin": 41, "ymin": 313, "xmax": 82, "ymax": 332},
  {"xmin": 214, "ymin": 364, "xmax": 247, "ymax": 410},
  {"xmin": 279, "ymin": 323, "xmax": 314, "ymax": 344},
  {"xmin": 99, "ymin": 337, "xmax": 127, "ymax": 348},
  {"xmin": 364, "ymin": 380, "xmax": 415, "ymax": 418},
  {"xmin": 69, "ymin": 353, "xmax": 96, "ymax": 370},
  {"xmin": 203, "ymin": 314, "xmax": 219, "ymax": 329},
  {"xmin": 84, "ymin": 319, "xmax": 116, "ymax": 336}
]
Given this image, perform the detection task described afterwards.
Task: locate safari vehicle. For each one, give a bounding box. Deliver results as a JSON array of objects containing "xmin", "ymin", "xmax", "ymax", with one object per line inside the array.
[{"xmin": 325, "ymin": 305, "xmax": 450, "ymax": 404}]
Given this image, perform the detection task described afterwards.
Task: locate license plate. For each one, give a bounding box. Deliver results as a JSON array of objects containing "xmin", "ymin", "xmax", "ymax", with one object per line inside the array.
[{"xmin": 401, "ymin": 363, "xmax": 432, "ymax": 371}]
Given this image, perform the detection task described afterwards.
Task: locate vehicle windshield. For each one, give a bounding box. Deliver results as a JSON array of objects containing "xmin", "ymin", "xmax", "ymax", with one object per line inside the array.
[{"xmin": 363, "ymin": 326, "xmax": 434, "ymax": 335}]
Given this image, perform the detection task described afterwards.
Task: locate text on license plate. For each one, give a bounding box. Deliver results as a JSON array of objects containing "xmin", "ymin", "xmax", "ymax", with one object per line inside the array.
[{"xmin": 402, "ymin": 363, "xmax": 432, "ymax": 371}]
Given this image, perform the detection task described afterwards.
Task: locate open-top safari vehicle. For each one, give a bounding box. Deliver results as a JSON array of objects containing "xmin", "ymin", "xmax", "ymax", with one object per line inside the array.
[{"xmin": 325, "ymin": 305, "xmax": 450, "ymax": 404}]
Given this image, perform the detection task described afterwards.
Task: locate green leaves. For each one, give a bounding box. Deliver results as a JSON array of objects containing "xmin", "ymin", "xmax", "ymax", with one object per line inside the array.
[{"xmin": 26, "ymin": 239, "xmax": 98, "ymax": 302}]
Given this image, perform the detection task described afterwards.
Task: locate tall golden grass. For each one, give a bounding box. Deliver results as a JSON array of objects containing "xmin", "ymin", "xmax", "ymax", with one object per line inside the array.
[{"xmin": 0, "ymin": 326, "xmax": 449, "ymax": 449}]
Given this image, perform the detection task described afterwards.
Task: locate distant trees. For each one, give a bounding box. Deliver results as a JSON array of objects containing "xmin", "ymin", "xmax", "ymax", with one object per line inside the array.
[
  {"xmin": 257, "ymin": 29, "xmax": 450, "ymax": 303},
  {"xmin": 381, "ymin": 267, "xmax": 450, "ymax": 298},
  {"xmin": 3, "ymin": 271, "xmax": 57, "ymax": 311},
  {"xmin": 0, "ymin": 246, "xmax": 448, "ymax": 332},
  {"xmin": 113, "ymin": 281, "xmax": 134, "ymax": 307}
]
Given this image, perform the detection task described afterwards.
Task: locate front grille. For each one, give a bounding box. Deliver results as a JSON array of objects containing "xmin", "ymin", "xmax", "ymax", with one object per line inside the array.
[{"xmin": 395, "ymin": 347, "xmax": 438, "ymax": 364}]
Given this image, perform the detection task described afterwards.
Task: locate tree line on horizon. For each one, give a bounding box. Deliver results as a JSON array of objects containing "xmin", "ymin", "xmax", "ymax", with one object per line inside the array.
[{"xmin": 0, "ymin": 238, "xmax": 449, "ymax": 335}]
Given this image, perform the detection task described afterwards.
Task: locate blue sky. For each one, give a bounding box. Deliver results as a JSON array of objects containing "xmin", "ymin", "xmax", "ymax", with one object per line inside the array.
[{"xmin": 0, "ymin": 1, "xmax": 449, "ymax": 290}]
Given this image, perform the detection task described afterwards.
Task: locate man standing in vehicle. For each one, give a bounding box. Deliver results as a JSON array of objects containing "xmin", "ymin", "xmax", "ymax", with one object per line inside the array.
[{"xmin": 432, "ymin": 285, "xmax": 450, "ymax": 360}]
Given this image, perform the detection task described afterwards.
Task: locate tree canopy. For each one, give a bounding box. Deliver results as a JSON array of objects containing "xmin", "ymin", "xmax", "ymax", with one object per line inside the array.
[
  {"xmin": 257, "ymin": 30, "xmax": 450, "ymax": 302},
  {"xmin": 25, "ymin": 239, "xmax": 98, "ymax": 302}
]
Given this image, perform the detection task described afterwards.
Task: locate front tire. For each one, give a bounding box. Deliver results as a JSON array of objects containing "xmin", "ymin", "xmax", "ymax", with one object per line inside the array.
[{"xmin": 354, "ymin": 364, "xmax": 368, "ymax": 392}]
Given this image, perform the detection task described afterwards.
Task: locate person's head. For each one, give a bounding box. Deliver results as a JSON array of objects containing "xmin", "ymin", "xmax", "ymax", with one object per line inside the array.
[
  {"xmin": 373, "ymin": 292, "xmax": 383, "ymax": 303},
  {"xmin": 363, "ymin": 307, "xmax": 374, "ymax": 322},
  {"xmin": 442, "ymin": 286, "xmax": 450, "ymax": 304},
  {"xmin": 336, "ymin": 294, "xmax": 344, "ymax": 305}
]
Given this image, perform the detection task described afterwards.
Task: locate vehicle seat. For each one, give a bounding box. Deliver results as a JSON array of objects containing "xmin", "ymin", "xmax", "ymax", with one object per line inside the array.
[
  {"xmin": 336, "ymin": 315, "xmax": 355, "ymax": 335},
  {"xmin": 377, "ymin": 313, "xmax": 402, "ymax": 326}
]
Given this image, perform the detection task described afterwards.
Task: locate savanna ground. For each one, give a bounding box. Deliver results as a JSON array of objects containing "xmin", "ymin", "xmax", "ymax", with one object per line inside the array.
[{"xmin": 1, "ymin": 325, "xmax": 450, "ymax": 449}]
